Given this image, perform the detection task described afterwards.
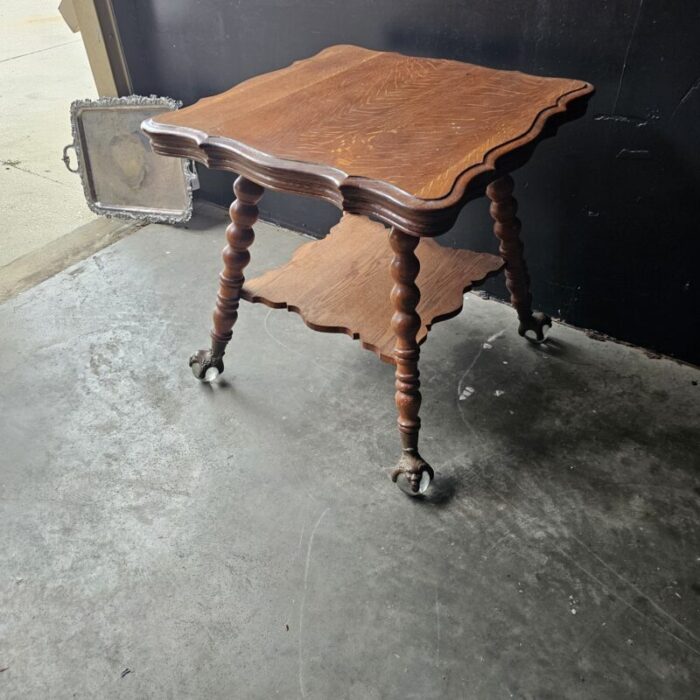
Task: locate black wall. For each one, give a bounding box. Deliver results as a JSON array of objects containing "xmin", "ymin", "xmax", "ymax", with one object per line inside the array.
[{"xmin": 113, "ymin": 0, "xmax": 700, "ymax": 364}]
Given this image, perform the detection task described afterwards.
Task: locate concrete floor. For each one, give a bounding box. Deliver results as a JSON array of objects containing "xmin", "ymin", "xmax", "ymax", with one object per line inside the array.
[
  {"xmin": 0, "ymin": 1, "xmax": 97, "ymax": 268},
  {"xmin": 1, "ymin": 203, "xmax": 699, "ymax": 699}
]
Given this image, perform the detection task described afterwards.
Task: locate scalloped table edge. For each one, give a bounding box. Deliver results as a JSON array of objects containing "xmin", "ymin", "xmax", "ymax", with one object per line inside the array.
[{"xmin": 142, "ymin": 83, "xmax": 593, "ymax": 236}]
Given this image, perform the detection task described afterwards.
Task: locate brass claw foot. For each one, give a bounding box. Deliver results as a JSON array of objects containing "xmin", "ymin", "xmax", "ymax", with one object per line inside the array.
[
  {"xmin": 518, "ymin": 311, "xmax": 552, "ymax": 343},
  {"xmin": 189, "ymin": 349, "xmax": 224, "ymax": 382},
  {"xmin": 391, "ymin": 449, "xmax": 435, "ymax": 495}
]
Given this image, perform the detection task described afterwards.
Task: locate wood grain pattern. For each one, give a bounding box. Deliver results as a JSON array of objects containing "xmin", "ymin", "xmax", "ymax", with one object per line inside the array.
[
  {"xmin": 388, "ymin": 227, "xmax": 434, "ymax": 492},
  {"xmin": 142, "ymin": 45, "xmax": 593, "ymax": 235},
  {"xmin": 189, "ymin": 176, "xmax": 264, "ymax": 380},
  {"xmin": 487, "ymin": 174, "xmax": 551, "ymax": 340},
  {"xmin": 210, "ymin": 176, "xmax": 264, "ymax": 359},
  {"xmin": 241, "ymin": 213, "xmax": 503, "ymax": 363},
  {"xmin": 389, "ymin": 227, "xmax": 422, "ymax": 449},
  {"xmin": 487, "ymin": 175, "xmax": 532, "ymax": 319}
]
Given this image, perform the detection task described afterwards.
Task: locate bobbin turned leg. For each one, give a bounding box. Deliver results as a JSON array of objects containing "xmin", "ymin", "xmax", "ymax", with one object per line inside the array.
[
  {"xmin": 486, "ymin": 174, "xmax": 551, "ymax": 342},
  {"xmin": 388, "ymin": 228, "xmax": 434, "ymax": 495},
  {"xmin": 190, "ymin": 176, "xmax": 264, "ymax": 381}
]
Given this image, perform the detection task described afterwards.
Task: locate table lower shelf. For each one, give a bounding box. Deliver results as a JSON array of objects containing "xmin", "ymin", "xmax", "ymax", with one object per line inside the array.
[{"xmin": 241, "ymin": 213, "xmax": 504, "ymax": 363}]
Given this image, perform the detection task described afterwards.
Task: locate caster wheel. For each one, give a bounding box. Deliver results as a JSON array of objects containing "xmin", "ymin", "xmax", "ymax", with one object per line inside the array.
[
  {"xmin": 391, "ymin": 450, "xmax": 434, "ymax": 496},
  {"xmin": 189, "ymin": 349, "xmax": 224, "ymax": 382},
  {"xmin": 519, "ymin": 311, "xmax": 551, "ymax": 344}
]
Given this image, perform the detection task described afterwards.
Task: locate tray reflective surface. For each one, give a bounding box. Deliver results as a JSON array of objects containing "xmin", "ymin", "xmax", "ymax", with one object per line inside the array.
[{"xmin": 68, "ymin": 95, "xmax": 196, "ymax": 224}]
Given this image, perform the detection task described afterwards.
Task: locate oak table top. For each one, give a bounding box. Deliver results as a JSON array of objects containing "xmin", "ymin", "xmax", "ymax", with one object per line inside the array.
[{"xmin": 142, "ymin": 44, "xmax": 593, "ymax": 236}]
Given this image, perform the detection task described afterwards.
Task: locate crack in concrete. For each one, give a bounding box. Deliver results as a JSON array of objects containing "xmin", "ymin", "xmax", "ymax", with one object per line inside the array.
[
  {"xmin": 2, "ymin": 160, "xmax": 72, "ymax": 188},
  {"xmin": 0, "ymin": 39, "xmax": 80, "ymax": 64},
  {"xmin": 298, "ymin": 507, "xmax": 330, "ymax": 699}
]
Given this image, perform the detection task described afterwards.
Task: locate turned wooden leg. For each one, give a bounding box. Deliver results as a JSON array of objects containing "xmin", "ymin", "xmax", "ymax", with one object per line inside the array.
[
  {"xmin": 388, "ymin": 228, "xmax": 434, "ymax": 494},
  {"xmin": 190, "ymin": 175, "xmax": 264, "ymax": 380},
  {"xmin": 486, "ymin": 174, "xmax": 551, "ymax": 342}
]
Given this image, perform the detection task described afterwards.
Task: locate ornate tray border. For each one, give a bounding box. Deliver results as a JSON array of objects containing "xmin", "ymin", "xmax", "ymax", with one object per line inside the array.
[{"xmin": 66, "ymin": 95, "xmax": 198, "ymax": 225}]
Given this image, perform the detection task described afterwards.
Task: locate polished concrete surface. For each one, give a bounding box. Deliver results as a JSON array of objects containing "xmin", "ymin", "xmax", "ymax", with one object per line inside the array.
[
  {"xmin": 1, "ymin": 204, "xmax": 699, "ymax": 699},
  {"xmin": 0, "ymin": 1, "xmax": 96, "ymax": 268}
]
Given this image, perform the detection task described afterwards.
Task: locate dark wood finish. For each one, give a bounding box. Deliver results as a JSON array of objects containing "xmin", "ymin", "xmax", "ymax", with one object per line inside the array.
[
  {"xmin": 487, "ymin": 175, "xmax": 551, "ymax": 341},
  {"xmin": 142, "ymin": 45, "xmax": 593, "ymax": 236},
  {"xmin": 189, "ymin": 176, "xmax": 263, "ymax": 379},
  {"xmin": 241, "ymin": 214, "xmax": 503, "ymax": 363},
  {"xmin": 142, "ymin": 45, "xmax": 594, "ymax": 493},
  {"xmin": 388, "ymin": 228, "xmax": 433, "ymax": 492}
]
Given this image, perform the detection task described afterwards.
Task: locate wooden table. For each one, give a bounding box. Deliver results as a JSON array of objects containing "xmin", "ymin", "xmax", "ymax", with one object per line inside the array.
[{"xmin": 142, "ymin": 45, "xmax": 593, "ymax": 495}]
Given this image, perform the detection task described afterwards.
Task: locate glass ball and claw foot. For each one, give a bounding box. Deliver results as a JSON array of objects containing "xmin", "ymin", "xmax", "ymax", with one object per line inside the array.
[
  {"xmin": 189, "ymin": 349, "xmax": 223, "ymax": 383},
  {"xmin": 391, "ymin": 450, "xmax": 434, "ymax": 496},
  {"xmin": 520, "ymin": 311, "xmax": 552, "ymax": 343}
]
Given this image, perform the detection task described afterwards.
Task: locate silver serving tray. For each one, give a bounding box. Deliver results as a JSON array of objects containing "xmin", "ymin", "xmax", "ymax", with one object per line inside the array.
[{"xmin": 64, "ymin": 95, "xmax": 197, "ymax": 224}]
